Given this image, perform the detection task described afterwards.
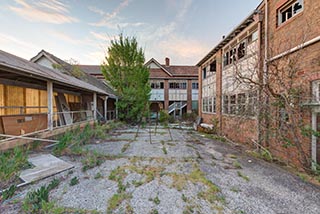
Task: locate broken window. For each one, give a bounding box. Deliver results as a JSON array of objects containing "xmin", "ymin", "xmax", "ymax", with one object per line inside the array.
[
  {"xmin": 210, "ymin": 60, "xmax": 217, "ymax": 72},
  {"xmin": 223, "ymin": 52, "xmax": 229, "ymax": 67},
  {"xmin": 237, "ymin": 93, "xmax": 246, "ymax": 115},
  {"xmin": 237, "ymin": 41, "xmax": 246, "ymax": 59},
  {"xmin": 230, "ymin": 95, "xmax": 237, "ymax": 114},
  {"xmin": 229, "ymin": 48, "xmax": 236, "ymax": 64},
  {"xmin": 213, "ymin": 97, "xmax": 216, "ymax": 113},
  {"xmin": 202, "ymin": 67, "xmax": 207, "ymax": 79},
  {"xmin": 278, "ymin": 0, "xmax": 303, "ymax": 26},
  {"xmin": 202, "ymin": 98, "xmax": 208, "ymax": 112}
]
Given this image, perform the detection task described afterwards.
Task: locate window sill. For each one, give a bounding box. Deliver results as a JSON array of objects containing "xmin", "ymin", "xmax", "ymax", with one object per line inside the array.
[{"xmin": 276, "ymin": 11, "xmax": 303, "ymax": 30}]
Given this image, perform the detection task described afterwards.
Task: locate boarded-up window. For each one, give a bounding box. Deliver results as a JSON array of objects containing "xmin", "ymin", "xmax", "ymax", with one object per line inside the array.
[{"xmin": 6, "ymin": 86, "xmax": 24, "ymax": 115}]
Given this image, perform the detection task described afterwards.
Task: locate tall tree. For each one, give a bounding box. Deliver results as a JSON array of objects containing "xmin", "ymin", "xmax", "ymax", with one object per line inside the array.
[{"xmin": 101, "ymin": 34, "xmax": 150, "ymax": 123}]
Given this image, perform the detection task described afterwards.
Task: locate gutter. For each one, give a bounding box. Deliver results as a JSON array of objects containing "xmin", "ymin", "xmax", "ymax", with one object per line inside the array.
[{"xmin": 268, "ymin": 36, "xmax": 320, "ymax": 62}]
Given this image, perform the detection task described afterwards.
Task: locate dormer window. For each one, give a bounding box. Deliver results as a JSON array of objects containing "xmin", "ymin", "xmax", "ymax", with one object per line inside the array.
[{"xmin": 278, "ymin": 0, "xmax": 303, "ymax": 26}]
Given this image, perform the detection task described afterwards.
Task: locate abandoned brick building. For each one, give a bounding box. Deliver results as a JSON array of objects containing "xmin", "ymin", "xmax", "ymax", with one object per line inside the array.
[
  {"xmin": 197, "ymin": 0, "xmax": 320, "ymax": 169},
  {"xmin": 82, "ymin": 58, "xmax": 199, "ymax": 117}
]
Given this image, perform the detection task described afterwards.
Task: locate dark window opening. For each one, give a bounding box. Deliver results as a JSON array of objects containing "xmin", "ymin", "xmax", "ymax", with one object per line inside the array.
[
  {"xmin": 203, "ymin": 67, "xmax": 207, "ymax": 79},
  {"xmin": 210, "ymin": 60, "xmax": 217, "ymax": 72}
]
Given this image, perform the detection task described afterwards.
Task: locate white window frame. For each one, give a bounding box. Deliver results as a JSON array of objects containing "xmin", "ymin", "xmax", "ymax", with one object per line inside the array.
[{"xmin": 278, "ymin": 0, "xmax": 303, "ymax": 26}]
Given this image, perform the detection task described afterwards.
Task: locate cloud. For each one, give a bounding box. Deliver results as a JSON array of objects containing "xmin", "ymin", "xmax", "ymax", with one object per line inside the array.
[
  {"xmin": 89, "ymin": 0, "xmax": 142, "ymax": 29},
  {"xmin": 0, "ymin": 33, "xmax": 41, "ymax": 58},
  {"xmin": 159, "ymin": 35, "xmax": 208, "ymax": 61},
  {"xmin": 8, "ymin": 0, "xmax": 78, "ymax": 24}
]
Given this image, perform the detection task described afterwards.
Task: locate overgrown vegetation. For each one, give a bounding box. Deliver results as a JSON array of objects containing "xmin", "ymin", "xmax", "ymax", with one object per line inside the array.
[
  {"xmin": 22, "ymin": 178, "xmax": 60, "ymax": 213},
  {"xmin": 102, "ymin": 34, "xmax": 151, "ymax": 123},
  {"xmin": 0, "ymin": 147, "xmax": 29, "ymax": 189}
]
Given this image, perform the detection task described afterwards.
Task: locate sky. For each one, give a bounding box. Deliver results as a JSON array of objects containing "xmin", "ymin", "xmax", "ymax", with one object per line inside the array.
[{"xmin": 0, "ymin": 0, "xmax": 261, "ymax": 65}]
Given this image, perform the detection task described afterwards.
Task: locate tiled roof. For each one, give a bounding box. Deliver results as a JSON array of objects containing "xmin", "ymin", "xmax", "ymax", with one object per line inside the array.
[
  {"xmin": 164, "ymin": 65, "xmax": 198, "ymax": 77},
  {"xmin": 79, "ymin": 65, "xmax": 102, "ymax": 75},
  {"xmin": 0, "ymin": 50, "xmax": 107, "ymax": 94},
  {"xmin": 31, "ymin": 50, "xmax": 116, "ymax": 98}
]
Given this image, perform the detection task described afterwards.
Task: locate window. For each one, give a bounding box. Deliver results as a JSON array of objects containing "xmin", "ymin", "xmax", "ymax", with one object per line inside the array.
[
  {"xmin": 248, "ymin": 30, "xmax": 258, "ymax": 43},
  {"xmin": 230, "ymin": 95, "xmax": 237, "ymax": 114},
  {"xmin": 223, "ymin": 52, "xmax": 229, "ymax": 66},
  {"xmin": 247, "ymin": 91, "xmax": 257, "ymax": 116},
  {"xmin": 278, "ymin": 0, "xmax": 303, "ymax": 26},
  {"xmin": 202, "ymin": 67, "xmax": 207, "ymax": 79},
  {"xmin": 151, "ymin": 81, "xmax": 164, "ymax": 89},
  {"xmin": 202, "ymin": 98, "xmax": 208, "ymax": 112},
  {"xmin": 237, "ymin": 41, "xmax": 246, "ymax": 59},
  {"xmin": 192, "ymin": 82, "xmax": 199, "ymax": 89},
  {"xmin": 169, "ymin": 82, "xmax": 187, "ymax": 89},
  {"xmin": 210, "ymin": 60, "xmax": 217, "ymax": 72},
  {"xmin": 202, "ymin": 97, "xmax": 216, "ymax": 113},
  {"xmin": 237, "ymin": 93, "xmax": 246, "ymax": 115},
  {"xmin": 223, "ymin": 95, "xmax": 229, "ymax": 114},
  {"xmin": 229, "ymin": 48, "xmax": 236, "ymax": 64}
]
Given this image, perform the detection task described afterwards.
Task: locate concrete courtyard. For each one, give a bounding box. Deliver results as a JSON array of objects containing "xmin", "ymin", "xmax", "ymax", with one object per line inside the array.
[{"xmin": 2, "ymin": 125, "xmax": 320, "ymax": 214}]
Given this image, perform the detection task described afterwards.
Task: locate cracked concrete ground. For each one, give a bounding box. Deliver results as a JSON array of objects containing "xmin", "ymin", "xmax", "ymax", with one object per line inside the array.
[{"xmin": 1, "ymin": 125, "xmax": 320, "ymax": 214}]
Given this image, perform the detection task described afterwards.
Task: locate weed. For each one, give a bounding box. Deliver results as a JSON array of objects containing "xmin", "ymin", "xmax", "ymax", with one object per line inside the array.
[
  {"xmin": 23, "ymin": 185, "xmax": 49, "ymax": 213},
  {"xmin": 1, "ymin": 184, "xmax": 16, "ymax": 200},
  {"xmin": 117, "ymin": 181, "xmax": 127, "ymax": 193},
  {"xmin": 150, "ymin": 209, "xmax": 159, "ymax": 214},
  {"xmin": 109, "ymin": 166, "xmax": 127, "ymax": 182},
  {"xmin": 70, "ymin": 177, "xmax": 79, "ymax": 186},
  {"xmin": 182, "ymin": 193, "xmax": 188, "ymax": 202},
  {"xmin": 94, "ymin": 172, "xmax": 103, "ymax": 179},
  {"xmin": 183, "ymin": 205, "xmax": 195, "ymax": 214},
  {"xmin": 233, "ymin": 161, "xmax": 242, "ymax": 169},
  {"xmin": 228, "ymin": 154, "xmax": 238, "ymax": 159},
  {"xmin": 153, "ymin": 196, "xmax": 160, "ymax": 205},
  {"xmin": 237, "ymin": 171, "xmax": 250, "ymax": 181},
  {"xmin": 107, "ymin": 193, "xmax": 131, "ymax": 213},
  {"xmin": 121, "ymin": 143, "xmax": 130, "ymax": 153},
  {"xmin": 47, "ymin": 178, "xmax": 60, "ymax": 191},
  {"xmin": 0, "ymin": 147, "xmax": 29, "ymax": 188},
  {"xmin": 230, "ymin": 187, "xmax": 241, "ymax": 193},
  {"xmin": 82, "ymin": 151, "xmax": 104, "ymax": 171},
  {"xmin": 160, "ymin": 140, "xmax": 165, "ymax": 145},
  {"xmin": 132, "ymin": 180, "xmax": 144, "ymax": 187},
  {"xmin": 298, "ymin": 173, "xmax": 307, "ymax": 182},
  {"xmin": 162, "ymin": 146, "xmax": 168, "ymax": 155}
]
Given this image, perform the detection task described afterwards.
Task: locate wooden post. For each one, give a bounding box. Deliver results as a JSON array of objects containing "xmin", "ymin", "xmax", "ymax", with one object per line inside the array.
[
  {"xmin": 104, "ymin": 96, "xmax": 108, "ymax": 120},
  {"xmin": 116, "ymin": 97, "xmax": 119, "ymax": 119},
  {"xmin": 93, "ymin": 93, "xmax": 97, "ymax": 121},
  {"xmin": 47, "ymin": 81, "xmax": 53, "ymax": 130}
]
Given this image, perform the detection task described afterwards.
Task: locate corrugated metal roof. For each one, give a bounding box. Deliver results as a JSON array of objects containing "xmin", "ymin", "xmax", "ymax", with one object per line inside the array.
[{"xmin": 0, "ymin": 49, "xmax": 107, "ymax": 94}]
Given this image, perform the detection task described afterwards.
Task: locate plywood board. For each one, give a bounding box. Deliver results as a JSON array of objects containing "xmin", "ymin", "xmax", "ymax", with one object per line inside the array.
[
  {"xmin": 26, "ymin": 88, "xmax": 39, "ymax": 114},
  {"xmin": 0, "ymin": 84, "xmax": 4, "ymax": 115},
  {"xmin": 6, "ymin": 85, "xmax": 24, "ymax": 115},
  {"xmin": 20, "ymin": 154, "xmax": 74, "ymax": 184},
  {"xmin": 39, "ymin": 90, "xmax": 48, "ymax": 113},
  {"xmin": 1, "ymin": 114, "xmax": 47, "ymax": 135},
  {"xmin": 58, "ymin": 93, "xmax": 72, "ymax": 125}
]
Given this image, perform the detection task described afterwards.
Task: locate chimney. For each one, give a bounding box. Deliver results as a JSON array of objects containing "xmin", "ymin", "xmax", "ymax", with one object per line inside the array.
[{"xmin": 165, "ymin": 57, "xmax": 170, "ymax": 66}]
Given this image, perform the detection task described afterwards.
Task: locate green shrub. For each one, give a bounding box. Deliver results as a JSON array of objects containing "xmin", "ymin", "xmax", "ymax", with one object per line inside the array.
[
  {"xmin": 0, "ymin": 147, "xmax": 29, "ymax": 188},
  {"xmin": 1, "ymin": 184, "xmax": 16, "ymax": 200},
  {"xmin": 159, "ymin": 110, "xmax": 169, "ymax": 123},
  {"xmin": 23, "ymin": 186, "xmax": 49, "ymax": 213}
]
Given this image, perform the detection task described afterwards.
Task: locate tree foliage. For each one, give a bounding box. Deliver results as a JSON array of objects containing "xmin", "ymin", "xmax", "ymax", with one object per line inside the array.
[{"xmin": 101, "ymin": 34, "xmax": 150, "ymax": 123}]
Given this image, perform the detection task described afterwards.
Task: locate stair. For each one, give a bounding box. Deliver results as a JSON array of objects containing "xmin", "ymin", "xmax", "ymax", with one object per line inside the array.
[{"xmin": 168, "ymin": 101, "xmax": 187, "ymax": 114}]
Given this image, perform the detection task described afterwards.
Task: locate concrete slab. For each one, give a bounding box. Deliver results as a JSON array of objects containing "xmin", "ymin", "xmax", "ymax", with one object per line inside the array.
[{"xmin": 20, "ymin": 154, "xmax": 73, "ymax": 184}]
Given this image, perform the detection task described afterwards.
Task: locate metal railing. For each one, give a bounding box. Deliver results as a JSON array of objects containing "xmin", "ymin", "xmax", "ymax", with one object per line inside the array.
[{"xmin": 52, "ymin": 110, "xmax": 94, "ymax": 128}]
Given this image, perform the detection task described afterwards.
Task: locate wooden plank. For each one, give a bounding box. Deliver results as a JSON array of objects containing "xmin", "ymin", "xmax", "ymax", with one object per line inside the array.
[
  {"xmin": 26, "ymin": 88, "xmax": 40, "ymax": 114},
  {"xmin": 1, "ymin": 114, "xmax": 48, "ymax": 135},
  {"xmin": 0, "ymin": 120, "xmax": 94, "ymax": 151},
  {"xmin": 6, "ymin": 85, "xmax": 24, "ymax": 115},
  {"xmin": 0, "ymin": 84, "xmax": 4, "ymax": 115},
  {"xmin": 39, "ymin": 90, "xmax": 48, "ymax": 113}
]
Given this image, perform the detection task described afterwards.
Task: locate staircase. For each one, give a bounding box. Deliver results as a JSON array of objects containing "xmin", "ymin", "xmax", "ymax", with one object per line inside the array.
[{"xmin": 168, "ymin": 101, "xmax": 187, "ymax": 114}]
